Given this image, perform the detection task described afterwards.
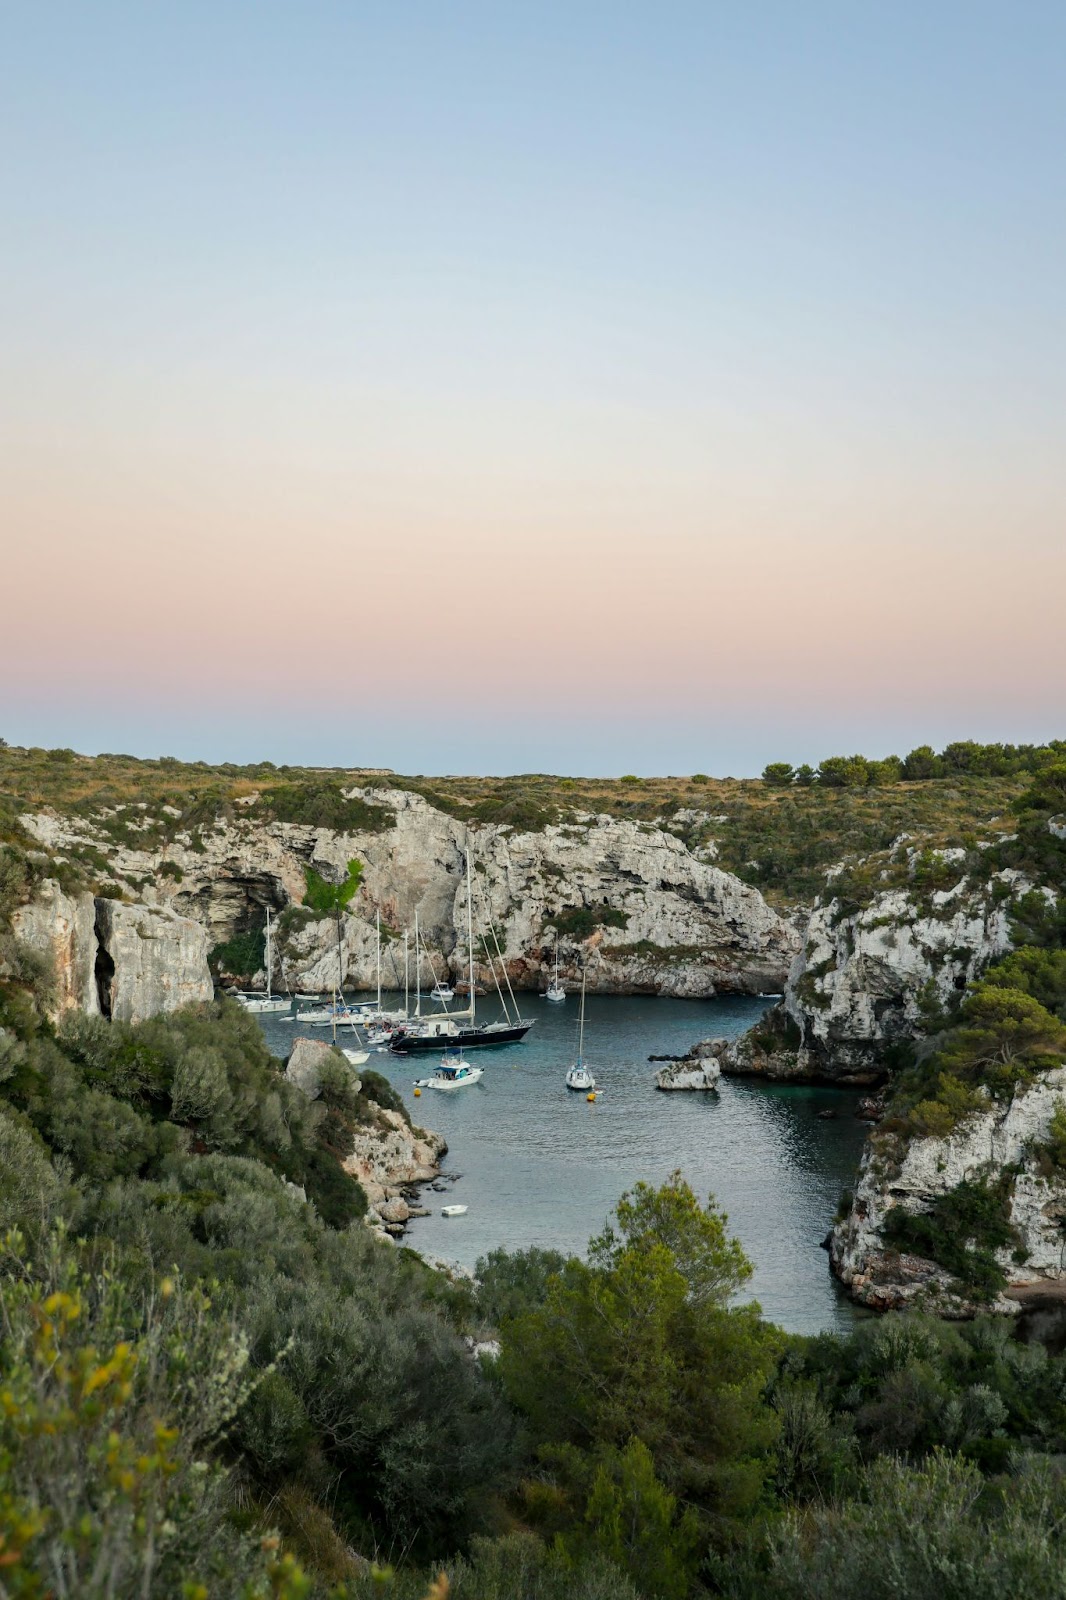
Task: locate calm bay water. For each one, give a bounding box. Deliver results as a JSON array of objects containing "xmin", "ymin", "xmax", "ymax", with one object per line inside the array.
[{"xmin": 258, "ymin": 992, "xmax": 868, "ymax": 1335}]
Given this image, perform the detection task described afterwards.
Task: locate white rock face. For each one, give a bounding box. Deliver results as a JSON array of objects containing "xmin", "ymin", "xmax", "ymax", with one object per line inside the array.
[
  {"xmin": 11, "ymin": 879, "xmax": 99, "ymax": 1016},
  {"xmin": 779, "ymin": 864, "xmax": 1032, "ymax": 1081},
  {"xmin": 343, "ymin": 1109, "xmax": 447, "ymax": 1223},
  {"xmin": 655, "ymin": 1056, "xmax": 721, "ymax": 1091},
  {"xmin": 831, "ymin": 1068, "xmax": 1066, "ymax": 1314},
  {"xmin": 20, "ymin": 789, "xmax": 799, "ymax": 999},
  {"xmin": 94, "ymin": 900, "xmax": 213, "ymax": 1023}
]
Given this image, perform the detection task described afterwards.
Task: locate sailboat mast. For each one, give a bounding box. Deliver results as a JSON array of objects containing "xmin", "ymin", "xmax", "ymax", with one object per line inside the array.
[
  {"xmin": 336, "ymin": 909, "xmax": 344, "ymax": 995},
  {"xmin": 376, "ymin": 909, "xmax": 382, "ymax": 1011},
  {"xmin": 578, "ymin": 967, "xmax": 586, "ymax": 1063},
  {"xmin": 404, "ymin": 930, "xmax": 409, "ymax": 1016},
  {"xmin": 415, "ymin": 909, "xmax": 421, "ymax": 1018},
  {"xmin": 555, "ymin": 930, "xmax": 560, "ymax": 986},
  {"xmin": 466, "ymin": 847, "xmax": 476, "ymax": 1027},
  {"xmin": 265, "ymin": 907, "xmax": 272, "ymax": 1001}
]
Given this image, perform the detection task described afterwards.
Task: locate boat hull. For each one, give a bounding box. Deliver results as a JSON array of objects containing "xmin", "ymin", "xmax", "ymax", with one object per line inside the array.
[{"xmin": 391, "ymin": 1021, "xmax": 534, "ymax": 1053}]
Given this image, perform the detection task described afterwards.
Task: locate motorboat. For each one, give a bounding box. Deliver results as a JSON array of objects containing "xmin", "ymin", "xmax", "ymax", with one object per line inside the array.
[
  {"xmin": 431, "ymin": 981, "xmax": 454, "ymax": 1002},
  {"xmin": 413, "ymin": 1051, "xmax": 484, "ymax": 1090},
  {"xmin": 565, "ymin": 968, "xmax": 597, "ymax": 1091},
  {"xmin": 441, "ymin": 1204, "xmax": 468, "ymax": 1217}
]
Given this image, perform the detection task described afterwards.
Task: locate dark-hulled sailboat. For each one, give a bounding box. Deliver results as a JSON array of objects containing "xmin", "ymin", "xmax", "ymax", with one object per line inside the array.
[{"xmin": 389, "ymin": 850, "xmax": 533, "ymax": 1054}]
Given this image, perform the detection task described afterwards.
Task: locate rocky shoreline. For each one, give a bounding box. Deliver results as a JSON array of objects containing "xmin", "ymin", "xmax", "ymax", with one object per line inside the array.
[{"xmin": 283, "ymin": 1037, "xmax": 447, "ymax": 1236}]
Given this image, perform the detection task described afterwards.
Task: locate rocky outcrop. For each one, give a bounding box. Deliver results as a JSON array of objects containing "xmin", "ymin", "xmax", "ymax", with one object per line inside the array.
[
  {"xmin": 280, "ymin": 1035, "xmax": 445, "ymax": 1230},
  {"xmin": 830, "ymin": 1070, "xmax": 1066, "ymax": 1315},
  {"xmin": 343, "ymin": 1111, "xmax": 446, "ymax": 1230},
  {"xmin": 20, "ymin": 789, "xmax": 799, "ymax": 999},
  {"xmin": 655, "ymin": 1041, "xmax": 722, "ymax": 1091},
  {"xmin": 10, "ymin": 880, "xmax": 212, "ymax": 1025},
  {"xmin": 782, "ymin": 864, "xmax": 1026, "ymax": 1081},
  {"xmin": 93, "ymin": 900, "xmax": 212, "ymax": 1023},
  {"xmin": 11, "ymin": 879, "xmax": 99, "ymax": 1016},
  {"xmin": 704, "ymin": 840, "xmax": 1043, "ymax": 1085},
  {"xmin": 283, "ymin": 1037, "xmax": 348, "ymax": 1101}
]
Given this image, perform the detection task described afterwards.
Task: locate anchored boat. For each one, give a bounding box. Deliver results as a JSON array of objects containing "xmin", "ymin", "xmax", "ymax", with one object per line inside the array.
[
  {"xmin": 565, "ymin": 968, "xmax": 596, "ymax": 1091},
  {"xmin": 391, "ymin": 848, "xmax": 533, "ymax": 1053},
  {"xmin": 413, "ymin": 1051, "xmax": 484, "ymax": 1090}
]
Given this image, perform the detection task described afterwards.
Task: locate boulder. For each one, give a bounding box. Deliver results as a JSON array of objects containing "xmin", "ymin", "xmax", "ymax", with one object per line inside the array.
[
  {"xmin": 655, "ymin": 1040, "xmax": 722, "ymax": 1091},
  {"xmin": 284, "ymin": 1037, "xmax": 335, "ymax": 1100}
]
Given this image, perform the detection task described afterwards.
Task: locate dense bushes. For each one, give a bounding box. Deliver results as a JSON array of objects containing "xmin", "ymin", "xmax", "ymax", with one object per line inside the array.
[
  {"xmin": 763, "ymin": 741, "xmax": 1066, "ymax": 791},
  {"xmin": 262, "ymin": 783, "xmax": 394, "ymax": 833},
  {"xmin": 549, "ymin": 903, "xmax": 629, "ymax": 938}
]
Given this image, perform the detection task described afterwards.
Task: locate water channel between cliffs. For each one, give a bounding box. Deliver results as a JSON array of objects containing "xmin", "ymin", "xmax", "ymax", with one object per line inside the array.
[{"xmin": 257, "ymin": 994, "xmax": 869, "ymax": 1336}]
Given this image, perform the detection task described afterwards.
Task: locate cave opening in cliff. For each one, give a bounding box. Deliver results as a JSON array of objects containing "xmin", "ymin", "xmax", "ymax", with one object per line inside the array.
[{"xmin": 94, "ymin": 926, "xmax": 115, "ymax": 1018}]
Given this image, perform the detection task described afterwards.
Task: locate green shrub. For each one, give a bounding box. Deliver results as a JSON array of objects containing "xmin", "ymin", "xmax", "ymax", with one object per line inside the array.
[
  {"xmin": 262, "ymin": 782, "xmax": 392, "ymax": 832},
  {"xmin": 303, "ymin": 858, "xmax": 362, "ymax": 913},
  {"xmin": 551, "ymin": 904, "xmax": 628, "ymax": 939},
  {"xmin": 882, "ymin": 1177, "xmax": 1017, "ymax": 1300}
]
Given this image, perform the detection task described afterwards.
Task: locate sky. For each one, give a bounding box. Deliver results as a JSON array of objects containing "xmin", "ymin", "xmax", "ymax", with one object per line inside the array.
[{"xmin": 2, "ymin": 2, "xmax": 1064, "ymax": 776}]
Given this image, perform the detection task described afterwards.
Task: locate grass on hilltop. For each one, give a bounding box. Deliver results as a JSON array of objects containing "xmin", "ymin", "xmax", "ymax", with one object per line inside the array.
[{"xmin": 0, "ymin": 740, "xmax": 1031, "ymax": 909}]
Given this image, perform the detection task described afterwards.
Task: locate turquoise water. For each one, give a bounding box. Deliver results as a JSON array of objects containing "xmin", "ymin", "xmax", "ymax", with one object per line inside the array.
[{"xmin": 257, "ymin": 992, "xmax": 868, "ymax": 1335}]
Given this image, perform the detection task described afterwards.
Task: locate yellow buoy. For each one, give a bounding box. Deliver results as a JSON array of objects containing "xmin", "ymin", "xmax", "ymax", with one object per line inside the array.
[
  {"xmin": 414, "ymin": 1087, "xmax": 421, "ymax": 1097},
  {"xmin": 587, "ymin": 1092, "xmax": 596, "ymax": 1102}
]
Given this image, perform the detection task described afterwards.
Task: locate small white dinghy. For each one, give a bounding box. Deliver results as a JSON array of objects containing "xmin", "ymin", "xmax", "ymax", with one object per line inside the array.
[
  {"xmin": 342, "ymin": 1048, "xmax": 370, "ymax": 1067},
  {"xmin": 414, "ymin": 1051, "xmax": 484, "ymax": 1091},
  {"xmin": 441, "ymin": 1204, "xmax": 468, "ymax": 1217}
]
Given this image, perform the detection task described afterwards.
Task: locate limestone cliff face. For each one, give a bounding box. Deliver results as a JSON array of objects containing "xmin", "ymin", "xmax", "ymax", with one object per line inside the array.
[
  {"xmin": 713, "ymin": 845, "xmax": 1034, "ymax": 1085},
  {"xmin": 782, "ymin": 864, "xmax": 1026, "ymax": 1081},
  {"xmin": 11, "ymin": 880, "xmax": 99, "ymax": 1016},
  {"xmin": 93, "ymin": 900, "xmax": 213, "ymax": 1023},
  {"xmin": 20, "ymin": 788, "xmax": 799, "ymax": 999},
  {"xmin": 829, "ymin": 1070, "xmax": 1066, "ymax": 1315}
]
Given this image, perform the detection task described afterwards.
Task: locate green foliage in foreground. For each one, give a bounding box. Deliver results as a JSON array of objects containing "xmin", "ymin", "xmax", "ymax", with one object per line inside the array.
[{"xmin": 7, "ymin": 954, "xmax": 1066, "ymax": 1594}]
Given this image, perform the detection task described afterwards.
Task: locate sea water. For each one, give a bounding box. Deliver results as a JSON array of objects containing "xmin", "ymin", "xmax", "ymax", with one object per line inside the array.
[{"xmin": 257, "ymin": 992, "xmax": 869, "ymax": 1335}]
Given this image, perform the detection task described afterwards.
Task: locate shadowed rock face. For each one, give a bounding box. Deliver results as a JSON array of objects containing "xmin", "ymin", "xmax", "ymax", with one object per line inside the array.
[{"xmin": 19, "ymin": 788, "xmax": 800, "ymax": 999}]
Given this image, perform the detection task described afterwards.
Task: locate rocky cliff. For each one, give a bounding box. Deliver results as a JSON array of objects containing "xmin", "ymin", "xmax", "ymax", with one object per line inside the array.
[
  {"xmin": 19, "ymin": 787, "xmax": 799, "ymax": 1001},
  {"xmin": 713, "ymin": 842, "xmax": 1037, "ymax": 1085},
  {"xmin": 11, "ymin": 879, "xmax": 211, "ymax": 1024},
  {"xmin": 830, "ymin": 1072, "xmax": 1066, "ymax": 1315}
]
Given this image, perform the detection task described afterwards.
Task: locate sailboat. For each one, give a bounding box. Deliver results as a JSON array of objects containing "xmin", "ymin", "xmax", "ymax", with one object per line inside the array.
[
  {"xmin": 390, "ymin": 849, "xmax": 534, "ymax": 1053},
  {"xmin": 565, "ymin": 969, "xmax": 596, "ymax": 1091},
  {"xmin": 544, "ymin": 932, "xmax": 566, "ymax": 1002},
  {"xmin": 235, "ymin": 908, "xmax": 290, "ymax": 1013}
]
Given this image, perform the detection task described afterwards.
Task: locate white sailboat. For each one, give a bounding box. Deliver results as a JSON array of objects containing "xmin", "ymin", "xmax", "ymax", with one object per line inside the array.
[
  {"xmin": 235, "ymin": 908, "xmax": 290, "ymax": 1013},
  {"xmin": 565, "ymin": 969, "xmax": 596, "ymax": 1091},
  {"xmin": 545, "ymin": 931, "xmax": 566, "ymax": 1002}
]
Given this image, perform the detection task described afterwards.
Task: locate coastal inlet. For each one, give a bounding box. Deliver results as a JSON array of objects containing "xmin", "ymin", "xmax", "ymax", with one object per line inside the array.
[{"xmin": 257, "ymin": 992, "xmax": 869, "ymax": 1335}]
